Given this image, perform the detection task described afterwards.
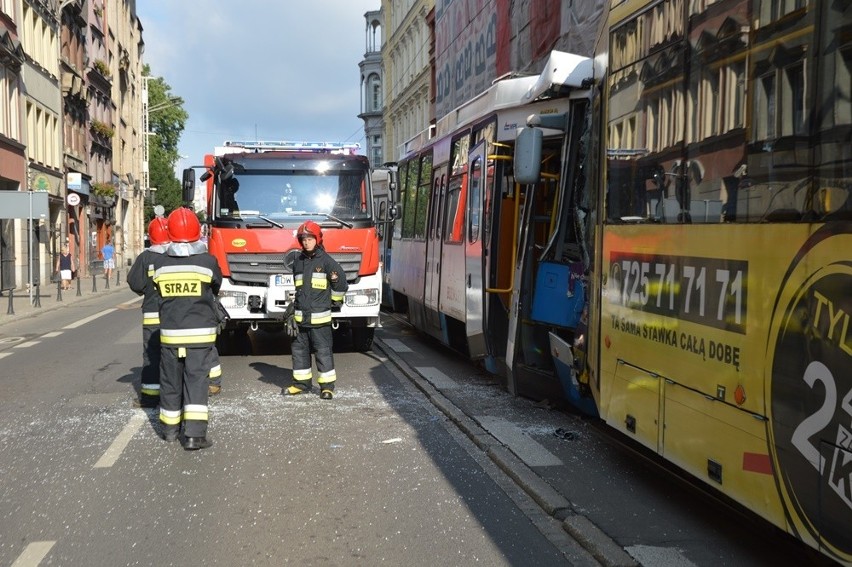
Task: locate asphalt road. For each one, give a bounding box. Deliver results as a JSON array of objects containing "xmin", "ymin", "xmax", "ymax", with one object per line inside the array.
[
  {"xmin": 0, "ymin": 289, "xmax": 838, "ymax": 566},
  {"xmin": 0, "ymin": 290, "xmax": 580, "ymax": 566}
]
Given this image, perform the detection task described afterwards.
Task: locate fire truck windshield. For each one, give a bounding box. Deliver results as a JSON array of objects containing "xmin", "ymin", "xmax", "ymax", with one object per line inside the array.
[{"xmin": 215, "ymin": 170, "xmax": 371, "ymax": 221}]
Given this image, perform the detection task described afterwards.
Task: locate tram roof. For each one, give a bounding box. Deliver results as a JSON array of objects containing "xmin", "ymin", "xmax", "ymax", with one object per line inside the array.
[{"xmin": 402, "ymin": 50, "xmax": 592, "ymax": 156}]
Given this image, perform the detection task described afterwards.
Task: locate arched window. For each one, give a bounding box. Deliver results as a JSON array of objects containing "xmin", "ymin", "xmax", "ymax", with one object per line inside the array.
[{"xmin": 366, "ymin": 74, "xmax": 382, "ymax": 112}]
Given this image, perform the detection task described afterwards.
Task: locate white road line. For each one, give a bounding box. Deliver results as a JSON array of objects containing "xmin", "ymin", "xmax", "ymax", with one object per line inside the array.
[
  {"xmin": 63, "ymin": 308, "xmax": 117, "ymax": 329},
  {"xmin": 0, "ymin": 353, "xmax": 12, "ymax": 361},
  {"xmin": 475, "ymin": 415, "xmax": 563, "ymax": 467},
  {"xmin": 13, "ymin": 341, "xmax": 40, "ymax": 349},
  {"xmin": 382, "ymin": 338, "xmax": 412, "ymax": 353},
  {"xmin": 41, "ymin": 331, "xmax": 62, "ymax": 338},
  {"xmin": 415, "ymin": 366, "xmax": 458, "ymax": 389},
  {"xmin": 93, "ymin": 410, "xmax": 146, "ymax": 468},
  {"xmin": 121, "ymin": 296, "xmax": 143, "ymax": 307},
  {"xmin": 11, "ymin": 541, "xmax": 56, "ymax": 567}
]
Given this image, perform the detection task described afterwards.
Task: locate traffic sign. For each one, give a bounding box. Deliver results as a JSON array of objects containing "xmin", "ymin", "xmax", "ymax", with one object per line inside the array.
[{"xmin": 67, "ymin": 193, "xmax": 80, "ymax": 206}]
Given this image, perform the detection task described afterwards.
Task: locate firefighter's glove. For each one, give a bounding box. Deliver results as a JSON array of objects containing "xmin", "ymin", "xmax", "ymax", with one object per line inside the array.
[
  {"xmin": 331, "ymin": 300, "xmax": 342, "ymax": 312},
  {"xmin": 283, "ymin": 302, "xmax": 299, "ymax": 338},
  {"xmin": 214, "ymin": 298, "xmax": 230, "ymax": 333},
  {"xmin": 285, "ymin": 316, "xmax": 299, "ymax": 338}
]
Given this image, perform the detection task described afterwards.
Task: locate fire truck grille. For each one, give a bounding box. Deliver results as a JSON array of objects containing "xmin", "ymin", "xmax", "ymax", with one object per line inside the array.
[{"xmin": 226, "ymin": 252, "xmax": 363, "ymax": 285}]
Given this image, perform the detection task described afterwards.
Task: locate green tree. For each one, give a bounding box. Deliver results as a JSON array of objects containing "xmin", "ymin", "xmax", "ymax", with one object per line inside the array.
[{"xmin": 144, "ymin": 64, "xmax": 188, "ymax": 222}]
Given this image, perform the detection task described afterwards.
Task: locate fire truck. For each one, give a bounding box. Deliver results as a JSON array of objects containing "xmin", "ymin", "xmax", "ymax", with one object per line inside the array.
[{"xmin": 181, "ymin": 140, "xmax": 381, "ymax": 351}]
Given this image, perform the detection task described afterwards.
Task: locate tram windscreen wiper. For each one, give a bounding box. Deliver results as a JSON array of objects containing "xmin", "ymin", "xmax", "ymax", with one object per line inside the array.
[{"xmin": 290, "ymin": 212, "xmax": 353, "ymax": 228}]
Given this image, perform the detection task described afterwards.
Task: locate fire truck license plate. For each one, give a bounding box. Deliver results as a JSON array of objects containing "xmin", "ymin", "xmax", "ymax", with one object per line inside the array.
[{"xmin": 273, "ymin": 274, "xmax": 294, "ymax": 286}]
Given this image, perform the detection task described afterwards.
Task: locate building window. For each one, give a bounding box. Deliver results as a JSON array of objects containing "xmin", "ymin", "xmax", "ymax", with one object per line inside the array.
[
  {"xmin": 757, "ymin": 74, "xmax": 776, "ymax": 141},
  {"xmin": 782, "ymin": 63, "xmax": 806, "ymax": 136}
]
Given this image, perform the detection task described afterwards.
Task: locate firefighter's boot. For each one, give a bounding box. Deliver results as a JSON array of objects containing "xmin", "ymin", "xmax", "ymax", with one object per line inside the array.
[
  {"xmin": 183, "ymin": 437, "xmax": 212, "ymax": 451},
  {"xmin": 161, "ymin": 425, "xmax": 179, "ymax": 442}
]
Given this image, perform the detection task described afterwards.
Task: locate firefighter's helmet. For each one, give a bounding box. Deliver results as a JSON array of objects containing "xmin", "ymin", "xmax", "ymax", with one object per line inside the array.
[
  {"xmin": 148, "ymin": 217, "xmax": 169, "ymax": 245},
  {"xmin": 296, "ymin": 220, "xmax": 322, "ymax": 246},
  {"xmin": 167, "ymin": 208, "xmax": 201, "ymax": 243}
]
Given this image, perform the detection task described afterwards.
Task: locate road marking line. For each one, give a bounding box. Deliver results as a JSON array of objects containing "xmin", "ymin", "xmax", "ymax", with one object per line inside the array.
[
  {"xmin": 475, "ymin": 415, "xmax": 563, "ymax": 467},
  {"xmin": 120, "ymin": 296, "xmax": 143, "ymax": 307},
  {"xmin": 93, "ymin": 410, "xmax": 146, "ymax": 468},
  {"xmin": 0, "ymin": 353, "xmax": 12, "ymax": 361},
  {"xmin": 383, "ymin": 338, "xmax": 412, "ymax": 353},
  {"xmin": 42, "ymin": 331, "xmax": 62, "ymax": 338},
  {"xmin": 416, "ymin": 366, "xmax": 458, "ymax": 389},
  {"xmin": 63, "ymin": 308, "xmax": 117, "ymax": 329},
  {"xmin": 13, "ymin": 341, "xmax": 40, "ymax": 349},
  {"xmin": 11, "ymin": 541, "xmax": 56, "ymax": 567}
]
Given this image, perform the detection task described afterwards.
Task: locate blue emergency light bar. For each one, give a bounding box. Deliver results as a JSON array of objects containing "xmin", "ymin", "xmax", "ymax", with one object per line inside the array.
[{"xmin": 220, "ymin": 140, "xmax": 361, "ymax": 154}]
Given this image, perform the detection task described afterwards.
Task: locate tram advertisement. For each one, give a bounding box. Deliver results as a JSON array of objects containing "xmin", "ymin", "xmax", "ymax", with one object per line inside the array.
[
  {"xmin": 765, "ymin": 222, "xmax": 852, "ymax": 561},
  {"xmin": 601, "ymin": 224, "xmax": 852, "ymax": 562}
]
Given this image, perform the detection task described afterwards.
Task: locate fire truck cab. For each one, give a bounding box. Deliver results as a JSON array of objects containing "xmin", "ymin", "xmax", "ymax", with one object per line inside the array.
[{"xmin": 182, "ymin": 140, "xmax": 381, "ymax": 351}]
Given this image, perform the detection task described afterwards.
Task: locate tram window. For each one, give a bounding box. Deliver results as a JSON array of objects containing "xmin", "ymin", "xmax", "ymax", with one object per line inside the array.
[
  {"xmin": 402, "ymin": 158, "xmax": 420, "ymax": 238},
  {"xmin": 445, "ymin": 173, "xmax": 466, "ymax": 243},
  {"xmin": 468, "ymin": 155, "xmax": 482, "ymax": 243},
  {"xmin": 429, "ymin": 174, "xmax": 443, "ymax": 240},
  {"xmin": 414, "ymin": 153, "xmax": 432, "ymax": 240},
  {"xmin": 393, "ymin": 162, "xmax": 408, "ymax": 240}
]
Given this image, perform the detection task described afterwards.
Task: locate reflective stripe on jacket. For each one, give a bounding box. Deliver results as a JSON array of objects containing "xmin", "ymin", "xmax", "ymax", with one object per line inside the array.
[
  {"xmin": 292, "ymin": 247, "xmax": 348, "ymax": 328},
  {"xmin": 152, "ymin": 247, "xmax": 222, "ymax": 347}
]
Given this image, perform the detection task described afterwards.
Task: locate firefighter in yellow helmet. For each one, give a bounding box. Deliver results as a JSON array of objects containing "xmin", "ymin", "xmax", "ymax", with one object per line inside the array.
[
  {"xmin": 152, "ymin": 208, "xmax": 222, "ymax": 450},
  {"xmin": 284, "ymin": 220, "xmax": 348, "ymax": 399},
  {"xmin": 127, "ymin": 216, "xmax": 170, "ymax": 408}
]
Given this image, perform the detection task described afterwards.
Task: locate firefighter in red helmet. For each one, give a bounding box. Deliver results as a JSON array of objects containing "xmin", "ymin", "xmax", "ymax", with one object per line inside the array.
[
  {"xmin": 151, "ymin": 208, "xmax": 222, "ymax": 450},
  {"xmin": 284, "ymin": 220, "xmax": 348, "ymax": 399},
  {"xmin": 127, "ymin": 216, "xmax": 170, "ymax": 408}
]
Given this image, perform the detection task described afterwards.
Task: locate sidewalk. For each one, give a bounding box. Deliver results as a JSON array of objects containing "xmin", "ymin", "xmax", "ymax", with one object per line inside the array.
[{"xmin": 0, "ymin": 271, "xmax": 129, "ymax": 327}]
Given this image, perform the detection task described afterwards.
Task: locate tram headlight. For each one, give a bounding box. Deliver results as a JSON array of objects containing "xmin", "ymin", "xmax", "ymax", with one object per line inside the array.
[
  {"xmin": 219, "ymin": 290, "xmax": 247, "ymax": 309},
  {"xmin": 344, "ymin": 288, "xmax": 379, "ymax": 307}
]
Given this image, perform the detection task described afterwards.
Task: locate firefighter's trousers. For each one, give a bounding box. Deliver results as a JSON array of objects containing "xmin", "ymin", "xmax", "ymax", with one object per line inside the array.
[
  {"xmin": 207, "ymin": 346, "xmax": 222, "ymax": 387},
  {"xmin": 140, "ymin": 324, "xmax": 161, "ymax": 406},
  {"xmin": 159, "ymin": 345, "xmax": 211, "ymax": 438},
  {"xmin": 291, "ymin": 325, "xmax": 336, "ymax": 391}
]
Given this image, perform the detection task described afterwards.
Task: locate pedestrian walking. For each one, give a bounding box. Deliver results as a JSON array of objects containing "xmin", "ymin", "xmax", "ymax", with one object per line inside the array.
[
  {"xmin": 126, "ymin": 217, "xmax": 170, "ymax": 408},
  {"xmin": 283, "ymin": 221, "xmax": 348, "ymax": 399},
  {"xmin": 102, "ymin": 237, "xmax": 115, "ymax": 281},
  {"xmin": 152, "ymin": 208, "xmax": 222, "ymax": 450},
  {"xmin": 54, "ymin": 244, "xmax": 75, "ymax": 291}
]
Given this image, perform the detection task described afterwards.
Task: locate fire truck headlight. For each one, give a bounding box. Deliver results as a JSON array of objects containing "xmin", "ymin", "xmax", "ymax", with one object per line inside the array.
[
  {"xmin": 219, "ymin": 291, "xmax": 247, "ymax": 309},
  {"xmin": 344, "ymin": 288, "xmax": 379, "ymax": 307}
]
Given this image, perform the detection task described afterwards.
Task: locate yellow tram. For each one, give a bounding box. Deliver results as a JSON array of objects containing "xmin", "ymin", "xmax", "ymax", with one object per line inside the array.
[{"xmin": 560, "ymin": 0, "xmax": 851, "ymax": 562}]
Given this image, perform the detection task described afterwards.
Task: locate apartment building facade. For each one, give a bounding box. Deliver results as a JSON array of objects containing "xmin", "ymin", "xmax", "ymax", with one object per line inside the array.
[{"xmin": 0, "ymin": 0, "xmax": 145, "ymax": 295}]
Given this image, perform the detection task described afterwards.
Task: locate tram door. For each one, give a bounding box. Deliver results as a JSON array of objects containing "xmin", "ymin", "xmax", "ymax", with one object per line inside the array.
[
  {"xmin": 465, "ymin": 141, "xmax": 487, "ymax": 358},
  {"xmin": 424, "ymin": 166, "xmax": 446, "ymax": 324}
]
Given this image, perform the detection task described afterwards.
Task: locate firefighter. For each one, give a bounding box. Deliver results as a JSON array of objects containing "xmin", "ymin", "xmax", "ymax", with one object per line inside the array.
[
  {"xmin": 284, "ymin": 220, "xmax": 348, "ymax": 399},
  {"xmin": 153, "ymin": 208, "xmax": 223, "ymax": 450},
  {"xmin": 126, "ymin": 216, "xmax": 170, "ymax": 408}
]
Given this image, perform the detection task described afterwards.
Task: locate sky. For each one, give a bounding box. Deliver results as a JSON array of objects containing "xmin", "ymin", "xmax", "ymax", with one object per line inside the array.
[{"xmin": 136, "ymin": 1, "xmax": 380, "ymax": 170}]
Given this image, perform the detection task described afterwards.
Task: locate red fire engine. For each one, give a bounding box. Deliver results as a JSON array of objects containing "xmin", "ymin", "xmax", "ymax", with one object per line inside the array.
[{"xmin": 181, "ymin": 140, "xmax": 381, "ymax": 351}]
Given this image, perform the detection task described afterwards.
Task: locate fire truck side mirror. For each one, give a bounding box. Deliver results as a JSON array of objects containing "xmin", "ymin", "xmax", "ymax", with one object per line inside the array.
[
  {"xmin": 514, "ymin": 127, "xmax": 543, "ymax": 185},
  {"xmin": 181, "ymin": 168, "xmax": 196, "ymax": 205}
]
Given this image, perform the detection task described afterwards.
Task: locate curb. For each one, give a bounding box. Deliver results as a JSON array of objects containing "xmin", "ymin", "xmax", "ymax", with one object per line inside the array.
[{"xmin": 374, "ymin": 336, "xmax": 632, "ymax": 566}]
